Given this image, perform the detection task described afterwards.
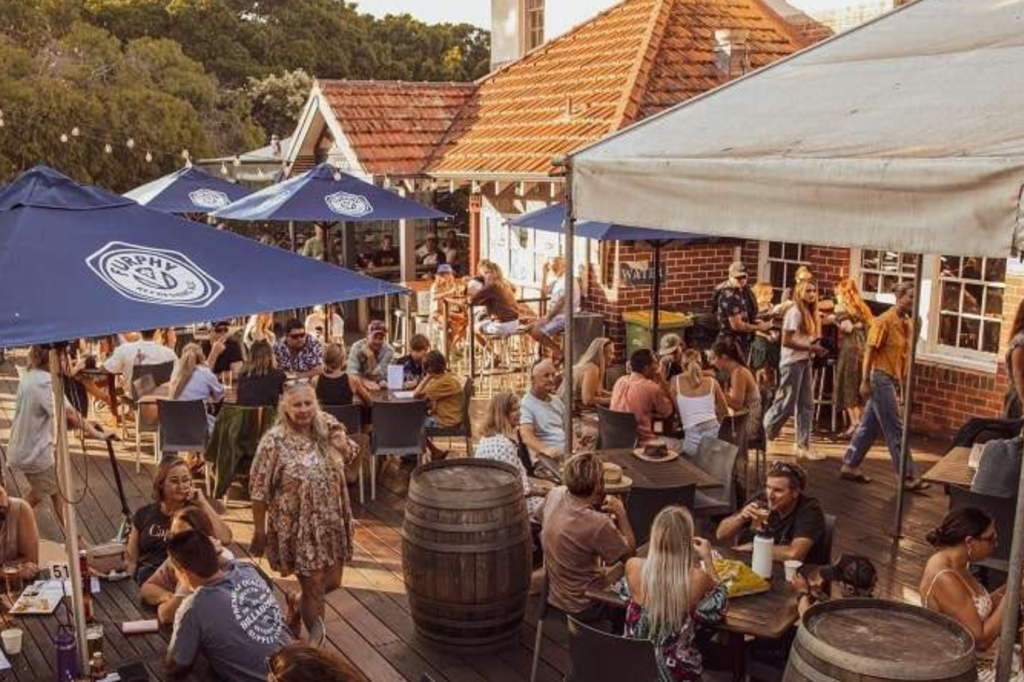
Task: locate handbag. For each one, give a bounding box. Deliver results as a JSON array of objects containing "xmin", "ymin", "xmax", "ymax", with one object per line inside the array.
[{"xmin": 87, "ymin": 542, "xmax": 127, "ymax": 576}]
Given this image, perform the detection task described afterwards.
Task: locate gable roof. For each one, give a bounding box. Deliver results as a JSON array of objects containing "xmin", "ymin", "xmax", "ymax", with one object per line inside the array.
[
  {"xmin": 318, "ymin": 80, "xmax": 476, "ymax": 177},
  {"xmin": 428, "ymin": 0, "xmax": 806, "ymax": 178}
]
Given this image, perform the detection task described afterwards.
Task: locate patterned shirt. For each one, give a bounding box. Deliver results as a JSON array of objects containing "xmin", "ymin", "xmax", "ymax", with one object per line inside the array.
[
  {"xmin": 474, "ymin": 435, "xmax": 540, "ymax": 516},
  {"xmin": 715, "ymin": 284, "xmax": 758, "ymax": 348},
  {"xmin": 273, "ymin": 336, "xmax": 324, "ymax": 373}
]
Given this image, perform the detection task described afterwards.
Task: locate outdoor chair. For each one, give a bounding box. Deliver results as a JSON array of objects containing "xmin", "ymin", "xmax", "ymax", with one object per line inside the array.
[
  {"xmin": 565, "ymin": 616, "xmax": 660, "ymax": 682},
  {"xmin": 529, "ymin": 569, "xmax": 567, "ymax": 682},
  {"xmin": 692, "ymin": 437, "xmax": 740, "ymax": 520},
  {"xmin": 369, "ymin": 399, "xmax": 427, "ymax": 500},
  {"xmin": 596, "ymin": 406, "xmax": 638, "ymax": 450},
  {"xmin": 626, "ymin": 484, "xmax": 696, "ymax": 547},
  {"xmin": 126, "ymin": 361, "xmax": 175, "ymax": 470},
  {"xmin": 157, "ymin": 399, "xmax": 210, "ymax": 489},
  {"xmin": 425, "ymin": 376, "xmax": 474, "ymax": 456},
  {"xmin": 323, "ymin": 404, "xmax": 366, "ymax": 503}
]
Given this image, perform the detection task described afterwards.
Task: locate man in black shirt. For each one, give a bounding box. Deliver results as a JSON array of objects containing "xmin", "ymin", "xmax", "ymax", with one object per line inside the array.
[
  {"xmin": 715, "ymin": 460, "xmax": 828, "ymax": 565},
  {"xmin": 201, "ymin": 322, "xmax": 243, "ymax": 379},
  {"xmin": 371, "ymin": 234, "xmax": 400, "ymax": 268}
]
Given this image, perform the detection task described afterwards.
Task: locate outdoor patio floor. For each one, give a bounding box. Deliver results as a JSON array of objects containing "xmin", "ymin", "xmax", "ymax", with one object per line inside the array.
[{"xmin": 0, "ymin": 358, "xmax": 954, "ymax": 682}]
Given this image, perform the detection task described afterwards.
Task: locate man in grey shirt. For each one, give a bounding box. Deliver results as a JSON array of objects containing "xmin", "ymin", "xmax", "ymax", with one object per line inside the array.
[
  {"xmin": 520, "ymin": 359, "xmax": 566, "ymax": 458},
  {"xmin": 346, "ymin": 319, "xmax": 396, "ymax": 405},
  {"xmin": 166, "ymin": 531, "xmax": 290, "ymax": 682}
]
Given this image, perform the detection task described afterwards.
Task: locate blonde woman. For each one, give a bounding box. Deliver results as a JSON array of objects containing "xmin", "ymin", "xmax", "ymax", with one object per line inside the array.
[
  {"xmin": 833, "ymin": 278, "xmax": 874, "ymax": 437},
  {"xmin": 570, "ymin": 337, "xmax": 614, "ymax": 409},
  {"xmin": 672, "ymin": 350, "xmax": 728, "ymax": 456},
  {"xmin": 763, "ymin": 280, "xmax": 828, "ymax": 460},
  {"xmin": 168, "ymin": 343, "xmax": 223, "ymax": 432},
  {"xmin": 236, "ymin": 339, "xmax": 286, "ymax": 407},
  {"xmin": 250, "ymin": 382, "xmax": 360, "ymax": 645},
  {"xmin": 473, "ymin": 392, "xmax": 542, "ymax": 515},
  {"xmin": 618, "ymin": 506, "xmax": 727, "ymax": 681},
  {"xmin": 472, "ymin": 259, "xmax": 521, "ymax": 348},
  {"xmin": 749, "ymin": 281, "xmax": 781, "ymax": 388},
  {"xmin": 243, "ymin": 312, "xmax": 276, "ymax": 350}
]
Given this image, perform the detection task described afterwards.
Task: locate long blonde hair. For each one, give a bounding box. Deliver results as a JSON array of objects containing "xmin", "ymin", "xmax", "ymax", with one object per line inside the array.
[
  {"xmin": 479, "ymin": 259, "xmax": 513, "ymax": 293},
  {"xmin": 241, "ymin": 339, "xmax": 274, "ymax": 378},
  {"xmin": 793, "ymin": 280, "xmax": 820, "ymax": 338},
  {"xmin": 677, "ymin": 349, "xmax": 704, "ymax": 389},
  {"xmin": 480, "ymin": 391, "xmax": 519, "ymax": 439},
  {"xmin": 835, "ymin": 278, "xmax": 874, "ymax": 325},
  {"xmin": 751, "ymin": 281, "xmax": 775, "ymax": 310},
  {"xmin": 169, "ymin": 343, "xmax": 205, "ymax": 399},
  {"xmin": 277, "ymin": 383, "xmax": 335, "ymax": 454},
  {"xmin": 573, "ymin": 337, "xmax": 610, "ymax": 382},
  {"xmin": 641, "ymin": 506, "xmax": 697, "ymax": 634}
]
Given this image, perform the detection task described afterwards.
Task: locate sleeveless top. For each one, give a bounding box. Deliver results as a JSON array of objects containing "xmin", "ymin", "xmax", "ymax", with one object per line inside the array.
[{"xmin": 673, "ymin": 379, "xmax": 718, "ymax": 430}]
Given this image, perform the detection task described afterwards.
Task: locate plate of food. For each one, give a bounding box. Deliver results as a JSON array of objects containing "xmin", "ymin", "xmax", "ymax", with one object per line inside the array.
[
  {"xmin": 713, "ymin": 559, "xmax": 771, "ymax": 598},
  {"xmin": 632, "ymin": 440, "xmax": 680, "ymax": 463}
]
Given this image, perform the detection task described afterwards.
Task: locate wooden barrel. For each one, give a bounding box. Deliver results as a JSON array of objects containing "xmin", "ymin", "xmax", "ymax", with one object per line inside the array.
[
  {"xmin": 402, "ymin": 459, "xmax": 532, "ymax": 652},
  {"xmin": 784, "ymin": 598, "xmax": 977, "ymax": 682}
]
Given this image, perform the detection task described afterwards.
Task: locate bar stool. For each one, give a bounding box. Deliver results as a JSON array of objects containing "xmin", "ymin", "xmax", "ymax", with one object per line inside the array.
[{"xmin": 813, "ymin": 358, "xmax": 838, "ymax": 432}]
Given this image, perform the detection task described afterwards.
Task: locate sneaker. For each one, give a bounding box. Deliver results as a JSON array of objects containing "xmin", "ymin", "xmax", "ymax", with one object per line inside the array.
[{"xmin": 795, "ymin": 446, "xmax": 827, "ymax": 461}]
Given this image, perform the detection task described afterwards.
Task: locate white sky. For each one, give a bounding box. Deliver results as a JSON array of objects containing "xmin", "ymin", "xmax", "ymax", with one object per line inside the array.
[{"xmin": 351, "ymin": 0, "xmax": 623, "ymax": 38}]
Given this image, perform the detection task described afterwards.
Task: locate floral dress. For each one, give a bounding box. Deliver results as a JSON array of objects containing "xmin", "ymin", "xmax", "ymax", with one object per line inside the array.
[
  {"xmin": 834, "ymin": 302, "xmax": 868, "ymax": 412},
  {"xmin": 474, "ymin": 435, "xmax": 541, "ymax": 516},
  {"xmin": 250, "ymin": 416, "xmax": 356, "ymax": 575},
  {"xmin": 617, "ymin": 578, "xmax": 729, "ymax": 681}
]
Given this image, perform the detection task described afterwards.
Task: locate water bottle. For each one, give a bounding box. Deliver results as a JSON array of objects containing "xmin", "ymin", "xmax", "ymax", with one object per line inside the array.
[
  {"xmin": 55, "ymin": 624, "xmax": 78, "ymax": 682},
  {"xmin": 751, "ymin": 533, "xmax": 774, "ymax": 580}
]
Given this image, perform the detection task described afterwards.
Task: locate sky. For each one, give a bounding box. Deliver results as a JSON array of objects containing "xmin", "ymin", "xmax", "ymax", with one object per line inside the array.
[{"xmin": 351, "ymin": 0, "xmax": 623, "ymax": 38}]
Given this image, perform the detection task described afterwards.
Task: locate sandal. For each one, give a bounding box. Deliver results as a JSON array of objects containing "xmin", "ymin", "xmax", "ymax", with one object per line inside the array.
[
  {"xmin": 839, "ymin": 469, "xmax": 872, "ymax": 484},
  {"xmin": 285, "ymin": 591, "xmax": 303, "ymax": 639},
  {"xmin": 904, "ymin": 477, "xmax": 931, "ymax": 492}
]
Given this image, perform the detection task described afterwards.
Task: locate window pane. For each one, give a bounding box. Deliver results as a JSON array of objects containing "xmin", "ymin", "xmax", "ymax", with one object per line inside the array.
[
  {"xmin": 770, "ymin": 261, "xmax": 786, "ymax": 290},
  {"xmin": 863, "ymin": 272, "xmax": 880, "ymax": 295},
  {"xmin": 962, "ymin": 257, "xmax": 982, "ymax": 281},
  {"xmin": 985, "ymin": 286, "xmax": 1004, "ymax": 318},
  {"xmin": 900, "ymin": 253, "xmax": 918, "ymax": 276},
  {"xmin": 982, "ymin": 321, "xmax": 1002, "ymax": 354},
  {"xmin": 985, "ymin": 258, "xmax": 1007, "ymax": 283},
  {"xmin": 784, "ymin": 242, "xmax": 800, "ymax": 261},
  {"xmin": 959, "ymin": 317, "xmax": 980, "ymax": 351},
  {"xmin": 940, "ymin": 255, "xmax": 960, "ymax": 278},
  {"xmin": 963, "ymin": 283, "xmax": 983, "ymax": 316},
  {"xmin": 938, "ymin": 314, "xmax": 958, "ymax": 347},
  {"xmin": 880, "ymin": 251, "xmax": 899, "ymax": 274},
  {"xmin": 882, "ymin": 275, "xmax": 899, "ymax": 296},
  {"xmin": 940, "ymin": 282, "xmax": 961, "ymax": 313},
  {"xmin": 861, "ymin": 250, "xmax": 879, "ymax": 270},
  {"xmin": 768, "ymin": 242, "xmax": 781, "ymax": 259}
]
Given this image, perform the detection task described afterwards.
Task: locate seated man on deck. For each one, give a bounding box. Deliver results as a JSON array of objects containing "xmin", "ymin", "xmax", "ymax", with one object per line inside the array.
[
  {"xmin": 273, "ymin": 319, "xmax": 324, "ymax": 379},
  {"xmin": 519, "ymin": 359, "xmax": 566, "ymax": 460},
  {"xmin": 715, "ymin": 460, "xmax": 828, "ymax": 564},
  {"xmin": 529, "ymin": 256, "xmax": 581, "ymax": 361},
  {"xmin": 346, "ymin": 320, "xmax": 396, "ymax": 404}
]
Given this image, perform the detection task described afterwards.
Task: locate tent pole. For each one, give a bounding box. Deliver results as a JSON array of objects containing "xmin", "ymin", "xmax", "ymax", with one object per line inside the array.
[
  {"xmin": 562, "ymin": 161, "xmax": 576, "ymax": 458},
  {"xmin": 996, "ymin": 437, "xmax": 1024, "ymax": 682},
  {"xmin": 288, "ymin": 221, "xmax": 296, "ymax": 252},
  {"xmin": 652, "ymin": 242, "xmax": 662, "ymax": 346},
  {"xmin": 892, "ymin": 253, "xmax": 924, "ymax": 537},
  {"xmin": 49, "ymin": 348, "xmax": 90, "ymax": 671}
]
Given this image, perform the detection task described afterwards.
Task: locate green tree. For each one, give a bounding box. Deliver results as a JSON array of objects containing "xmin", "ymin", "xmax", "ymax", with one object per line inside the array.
[{"xmin": 246, "ymin": 68, "xmax": 313, "ymax": 138}]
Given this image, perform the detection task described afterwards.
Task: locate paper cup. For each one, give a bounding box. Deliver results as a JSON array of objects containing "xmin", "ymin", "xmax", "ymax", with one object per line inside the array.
[
  {"xmin": 2, "ymin": 628, "xmax": 23, "ymax": 655},
  {"xmin": 784, "ymin": 559, "xmax": 803, "ymax": 581}
]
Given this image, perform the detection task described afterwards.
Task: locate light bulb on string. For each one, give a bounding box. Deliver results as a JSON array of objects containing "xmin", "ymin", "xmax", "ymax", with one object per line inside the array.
[
  {"xmin": 71, "ymin": 126, "xmax": 80, "ymax": 137},
  {"xmin": 233, "ymin": 156, "xmax": 241, "ymax": 167},
  {"xmin": 60, "ymin": 133, "xmax": 69, "ymax": 143},
  {"xmin": 220, "ymin": 162, "xmax": 229, "ymax": 176},
  {"xmin": 145, "ymin": 151, "xmax": 153, "ymax": 163},
  {"xmin": 332, "ymin": 170, "xmax": 342, "ymax": 181},
  {"xmin": 104, "ymin": 143, "xmax": 113, "ymax": 154},
  {"xmin": 257, "ymin": 168, "xmax": 265, "ymax": 179},
  {"xmin": 126, "ymin": 138, "xmax": 135, "ymax": 149}
]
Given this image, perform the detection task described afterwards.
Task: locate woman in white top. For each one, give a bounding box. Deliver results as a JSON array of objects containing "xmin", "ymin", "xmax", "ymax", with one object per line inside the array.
[
  {"xmin": 473, "ymin": 392, "xmax": 542, "ymax": 516},
  {"xmin": 921, "ymin": 507, "xmax": 1023, "ymax": 681},
  {"xmin": 672, "ymin": 350, "xmax": 728, "ymax": 456},
  {"xmin": 244, "ymin": 312, "xmax": 276, "ymax": 351},
  {"xmin": 569, "ymin": 337, "xmax": 614, "ymax": 410},
  {"xmin": 168, "ymin": 343, "xmax": 224, "ymax": 432}
]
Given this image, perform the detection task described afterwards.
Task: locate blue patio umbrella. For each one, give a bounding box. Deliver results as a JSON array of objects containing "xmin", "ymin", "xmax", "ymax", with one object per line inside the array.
[
  {"xmin": 123, "ymin": 165, "xmax": 253, "ymax": 215},
  {"xmin": 210, "ymin": 162, "xmax": 449, "ymax": 222},
  {"xmin": 0, "ymin": 166, "xmax": 406, "ymax": 348},
  {"xmin": 512, "ymin": 202, "xmax": 707, "ymax": 342}
]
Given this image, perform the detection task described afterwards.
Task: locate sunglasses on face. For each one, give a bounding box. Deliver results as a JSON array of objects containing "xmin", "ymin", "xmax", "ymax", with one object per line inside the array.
[{"xmin": 288, "ymin": 333, "xmax": 306, "ymax": 340}]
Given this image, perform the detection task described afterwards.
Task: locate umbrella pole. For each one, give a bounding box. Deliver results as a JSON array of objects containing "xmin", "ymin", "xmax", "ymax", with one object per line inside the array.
[
  {"xmin": 48, "ymin": 348, "xmax": 90, "ymax": 671},
  {"xmin": 562, "ymin": 163, "xmax": 576, "ymax": 458},
  {"xmin": 288, "ymin": 221, "xmax": 296, "ymax": 252},
  {"xmin": 892, "ymin": 253, "xmax": 924, "ymax": 537},
  {"xmin": 652, "ymin": 242, "xmax": 662, "ymax": 346}
]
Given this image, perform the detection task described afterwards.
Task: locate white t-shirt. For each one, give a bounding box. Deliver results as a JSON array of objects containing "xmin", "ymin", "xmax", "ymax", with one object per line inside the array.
[
  {"xmin": 549, "ymin": 276, "xmax": 582, "ymax": 317},
  {"xmin": 520, "ymin": 392, "xmax": 566, "ymax": 453},
  {"xmin": 780, "ymin": 306, "xmax": 813, "ymax": 367},
  {"xmin": 103, "ymin": 340, "xmax": 177, "ymax": 389},
  {"xmin": 8, "ymin": 369, "xmax": 64, "ymax": 473},
  {"xmin": 304, "ymin": 312, "xmax": 344, "ymax": 344}
]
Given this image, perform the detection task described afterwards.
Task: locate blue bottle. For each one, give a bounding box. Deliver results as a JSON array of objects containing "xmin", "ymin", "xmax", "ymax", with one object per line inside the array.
[{"xmin": 56, "ymin": 624, "xmax": 78, "ymax": 682}]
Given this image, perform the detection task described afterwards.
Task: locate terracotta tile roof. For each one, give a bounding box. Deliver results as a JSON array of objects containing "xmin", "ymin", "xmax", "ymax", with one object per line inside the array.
[
  {"xmin": 318, "ymin": 80, "xmax": 477, "ymax": 177},
  {"xmin": 428, "ymin": 0, "xmax": 806, "ymax": 177}
]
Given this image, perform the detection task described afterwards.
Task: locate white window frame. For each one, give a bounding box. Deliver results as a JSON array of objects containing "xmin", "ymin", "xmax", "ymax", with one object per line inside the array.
[
  {"xmin": 757, "ymin": 241, "xmax": 811, "ymax": 301},
  {"xmin": 847, "ymin": 248, "xmax": 918, "ymax": 304}
]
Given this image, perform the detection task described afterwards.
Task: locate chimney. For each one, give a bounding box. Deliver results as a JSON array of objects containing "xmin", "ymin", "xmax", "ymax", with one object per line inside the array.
[
  {"xmin": 491, "ymin": 0, "xmax": 546, "ymax": 72},
  {"xmin": 713, "ymin": 29, "xmax": 750, "ymax": 79}
]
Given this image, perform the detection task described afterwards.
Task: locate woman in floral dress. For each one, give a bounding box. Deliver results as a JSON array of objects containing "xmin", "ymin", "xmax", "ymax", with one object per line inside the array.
[
  {"xmin": 250, "ymin": 381, "xmax": 359, "ymax": 645},
  {"xmin": 473, "ymin": 391, "xmax": 543, "ymax": 516},
  {"xmin": 617, "ymin": 506, "xmax": 728, "ymax": 681},
  {"xmin": 833, "ymin": 278, "xmax": 874, "ymax": 437}
]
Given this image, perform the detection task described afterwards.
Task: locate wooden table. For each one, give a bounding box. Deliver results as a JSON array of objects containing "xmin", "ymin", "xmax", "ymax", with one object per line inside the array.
[
  {"xmin": 597, "ymin": 449, "xmax": 718, "ymax": 490},
  {"xmin": 923, "ymin": 446, "xmax": 973, "ymax": 488}
]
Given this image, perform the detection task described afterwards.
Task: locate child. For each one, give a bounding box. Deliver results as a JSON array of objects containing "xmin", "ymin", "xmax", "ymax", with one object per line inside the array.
[
  {"xmin": 413, "ymin": 351, "xmax": 464, "ymax": 460},
  {"xmin": 393, "ymin": 334, "xmax": 430, "ymax": 388}
]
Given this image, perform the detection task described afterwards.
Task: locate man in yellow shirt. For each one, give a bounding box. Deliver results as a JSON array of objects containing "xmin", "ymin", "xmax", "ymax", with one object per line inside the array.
[
  {"xmin": 840, "ymin": 282, "xmax": 928, "ymax": 491},
  {"xmin": 414, "ymin": 350, "xmax": 464, "ymax": 461}
]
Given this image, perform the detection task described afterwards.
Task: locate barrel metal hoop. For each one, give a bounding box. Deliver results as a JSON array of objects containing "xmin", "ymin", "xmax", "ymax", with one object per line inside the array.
[
  {"xmin": 407, "ymin": 490, "xmax": 524, "ymax": 510},
  {"xmin": 401, "ymin": 531, "xmax": 531, "ymax": 553},
  {"xmin": 403, "ymin": 510, "xmax": 529, "ymax": 534},
  {"xmin": 789, "ymin": 649, "xmax": 838, "ymax": 682}
]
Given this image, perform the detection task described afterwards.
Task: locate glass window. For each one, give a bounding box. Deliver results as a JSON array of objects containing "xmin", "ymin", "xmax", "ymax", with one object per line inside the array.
[
  {"xmin": 859, "ymin": 249, "xmax": 917, "ymax": 300},
  {"xmin": 765, "ymin": 241, "xmax": 810, "ymax": 302},
  {"xmin": 525, "ymin": 0, "xmax": 545, "ymax": 51},
  {"xmin": 936, "ymin": 255, "xmax": 1006, "ymax": 355}
]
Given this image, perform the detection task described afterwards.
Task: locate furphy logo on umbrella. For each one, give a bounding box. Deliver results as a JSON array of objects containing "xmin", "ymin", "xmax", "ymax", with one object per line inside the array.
[
  {"xmin": 188, "ymin": 188, "xmax": 230, "ymax": 209},
  {"xmin": 325, "ymin": 191, "xmax": 372, "ymax": 218},
  {"xmin": 86, "ymin": 242, "xmax": 224, "ymax": 308}
]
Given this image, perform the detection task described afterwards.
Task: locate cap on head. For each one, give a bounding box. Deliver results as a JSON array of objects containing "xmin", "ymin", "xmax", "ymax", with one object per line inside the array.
[
  {"xmin": 368, "ymin": 320, "xmax": 388, "ymax": 336},
  {"xmin": 437, "ymin": 264, "xmax": 454, "ymax": 275},
  {"xmin": 729, "ymin": 261, "xmax": 748, "ymax": 278}
]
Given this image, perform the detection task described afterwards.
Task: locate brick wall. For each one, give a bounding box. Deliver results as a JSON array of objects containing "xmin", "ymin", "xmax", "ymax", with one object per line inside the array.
[{"xmin": 912, "ymin": 363, "xmax": 1007, "ymax": 435}]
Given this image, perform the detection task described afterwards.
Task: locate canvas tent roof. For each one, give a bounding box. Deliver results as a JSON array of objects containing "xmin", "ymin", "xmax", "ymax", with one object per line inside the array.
[{"xmin": 570, "ymin": 0, "xmax": 1024, "ymax": 258}]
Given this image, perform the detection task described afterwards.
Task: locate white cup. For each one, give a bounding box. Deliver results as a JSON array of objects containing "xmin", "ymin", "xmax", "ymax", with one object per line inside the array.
[
  {"xmin": 784, "ymin": 559, "xmax": 803, "ymax": 582},
  {"xmin": 2, "ymin": 628, "xmax": 23, "ymax": 655}
]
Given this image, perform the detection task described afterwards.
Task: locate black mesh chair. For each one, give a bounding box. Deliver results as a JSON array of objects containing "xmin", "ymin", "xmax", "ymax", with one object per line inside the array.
[
  {"xmin": 426, "ymin": 376, "xmax": 473, "ymax": 456},
  {"xmin": 692, "ymin": 437, "xmax": 740, "ymax": 519},
  {"xmin": 565, "ymin": 616, "xmax": 660, "ymax": 682},
  {"xmin": 157, "ymin": 399, "xmax": 210, "ymax": 491},
  {"xmin": 370, "ymin": 399, "xmax": 427, "ymax": 500},
  {"xmin": 626, "ymin": 484, "xmax": 696, "ymax": 546},
  {"xmin": 596, "ymin": 406, "xmax": 638, "ymax": 450},
  {"xmin": 323, "ymin": 404, "xmax": 365, "ymax": 503}
]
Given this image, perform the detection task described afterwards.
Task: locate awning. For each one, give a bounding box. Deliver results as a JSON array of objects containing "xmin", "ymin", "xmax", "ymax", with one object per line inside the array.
[
  {"xmin": 571, "ymin": 0, "xmax": 1024, "ymax": 258},
  {"xmin": 510, "ymin": 202, "xmax": 706, "ymax": 242}
]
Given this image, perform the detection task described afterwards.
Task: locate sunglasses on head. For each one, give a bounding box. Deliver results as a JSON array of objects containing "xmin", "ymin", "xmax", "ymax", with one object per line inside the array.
[
  {"xmin": 768, "ymin": 460, "xmax": 805, "ymax": 486},
  {"xmin": 283, "ymin": 377, "xmax": 313, "ymax": 389}
]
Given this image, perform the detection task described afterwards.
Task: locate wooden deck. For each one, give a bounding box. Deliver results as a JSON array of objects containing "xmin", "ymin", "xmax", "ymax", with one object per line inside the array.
[{"xmin": 0, "ymin": 356, "xmax": 955, "ymax": 681}]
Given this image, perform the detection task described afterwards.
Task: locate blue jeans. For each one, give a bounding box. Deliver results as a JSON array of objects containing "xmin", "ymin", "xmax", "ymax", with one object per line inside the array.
[
  {"xmin": 843, "ymin": 370, "xmax": 914, "ymax": 476},
  {"xmin": 682, "ymin": 420, "xmax": 720, "ymax": 456},
  {"xmin": 763, "ymin": 359, "xmax": 813, "ymax": 450}
]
